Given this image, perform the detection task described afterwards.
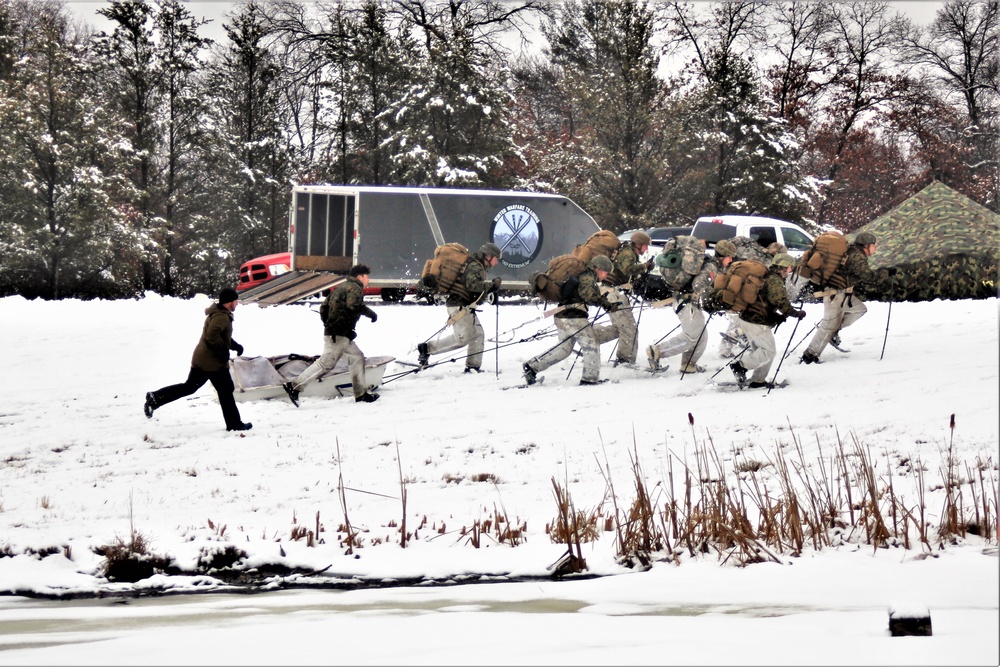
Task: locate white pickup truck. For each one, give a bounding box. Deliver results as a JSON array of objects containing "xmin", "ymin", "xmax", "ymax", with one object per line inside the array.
[{"xmin": 690, "ymin": 214, "xmax": 814, "ymax": 258}]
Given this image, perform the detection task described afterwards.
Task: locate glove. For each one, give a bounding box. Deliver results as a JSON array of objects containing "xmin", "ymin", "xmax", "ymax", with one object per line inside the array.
[
  {"xmin": 793, "ymin": 309, "xmax": 806, "ymax": 320},
  {"xmin": 605, "ymin": 301, "xmax": 621, "ymax": 313},
  {"xmin": 491, "ymin": 277, "xmax": 502, "ymax": 288},
  {"xmin": 368, "ymin": 312, "xmax": 378, "ymax": 323},
  {"xmin": 232, "ymin": 343, "xmax": 244, "ymax": 356}
]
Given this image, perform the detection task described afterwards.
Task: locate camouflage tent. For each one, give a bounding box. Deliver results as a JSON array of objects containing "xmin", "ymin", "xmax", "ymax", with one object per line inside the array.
[{"xmin": 853, "ymin": 181, "xmax": 999, "ymax": 302}]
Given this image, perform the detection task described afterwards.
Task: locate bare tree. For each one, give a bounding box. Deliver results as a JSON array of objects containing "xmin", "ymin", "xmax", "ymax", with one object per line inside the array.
[
  {"xmin": 904, "ymin": 0, "xmax": 998, "ymax": 130},
  {"xmin": 811, "ymin": 0, "xmax": 908, "ymax": 226},
  {"xmin": 901, "ymin": 0, "xmax": 998, "ymax": 209},
  {"xmin": 763, "ymin": 0, "xmax": 836, "ymax": 127}
]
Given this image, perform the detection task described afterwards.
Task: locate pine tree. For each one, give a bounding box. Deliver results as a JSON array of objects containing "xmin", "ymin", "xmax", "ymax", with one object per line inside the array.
[
  {"xmin": 535, "ymin": 0, "xmax": 676, "ymax": 230},
  {"xmin": 0, "ymin": 2, "xmax": 135, "ymax": 298}
]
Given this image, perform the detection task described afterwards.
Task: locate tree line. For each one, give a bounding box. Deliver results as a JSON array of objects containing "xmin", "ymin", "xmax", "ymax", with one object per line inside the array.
[{"xmin": 0, "ymin": 0, "xmax": 996, "ymax": 299}]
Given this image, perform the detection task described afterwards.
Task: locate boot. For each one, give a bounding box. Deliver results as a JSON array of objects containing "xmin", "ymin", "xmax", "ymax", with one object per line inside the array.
[
  {"xmin": 679, "ymin": 362, "xmax": 706, "ymax": 374},
  {"xmin": 522, "ymin": 362, "xmax": 537, "ymax": 386},
  {"xmin": 143, "ymin": 392, "xmax": 157, "ymax": 419},
  {"xmin": 355, "ymin": 392, "xmax": 380, "ymax": 403},
  {"xmin": 729, "ymin": 361, "xmax": 748, "ymax": 385},
  {"xmin": 646, "ymin": 345, "xmax": 661, "ymax": 371},
  {"xmin": 282, "ymin": 382, "xmax": 300, "ymax": 408},
  {"xmin": 227, "ymin": 422, "xmax": 253, "ymax": 432},
  {"xmin": 417, "ymin": 342, "xmax": 430, "ymax": 368},
  {"xmin": 801, "ymin": 350, "xmax": 822, "ymax": 365}
]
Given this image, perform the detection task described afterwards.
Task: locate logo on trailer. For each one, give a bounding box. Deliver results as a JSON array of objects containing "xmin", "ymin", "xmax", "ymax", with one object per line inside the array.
[{"xmin": 491, "ymin": 204, "xmax": 542, "ymax": 269}]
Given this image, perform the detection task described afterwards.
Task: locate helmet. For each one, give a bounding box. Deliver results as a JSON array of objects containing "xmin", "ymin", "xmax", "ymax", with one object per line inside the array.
[
  {"xmin": 855, "ymin": 231, "xmax": 877, "ymax": 246},
  {"xmin": 765, "ymin": 242, "xmax": 786, "ymax": 256},
  {"xmin": 714, "ymin": 239, "xmax": 737, "ymax": 258},
  {"xmin": 480, "ymin": 242, "xmax": 503, "ymax": 259},
  {"xmin": 771, "ymin": 252, "xmax": 796, "ymax": 268},
  {"xmin": 630, "ymin": 231, "xmax": 652, "ymax": 246},
  {"xmin": 589, "ymin": 255, "xmax": 614, "ymax": 273}
]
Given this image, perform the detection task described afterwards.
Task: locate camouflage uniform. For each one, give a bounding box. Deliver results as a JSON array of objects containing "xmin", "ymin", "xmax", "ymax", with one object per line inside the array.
[
  {"xmin": 593, "ymin": 241, "xmax": 647, "ymax": 364},
  {"xmin": 525, "ymin": 268, "xmax": 614, "ymax": 384},
  {"xmin": 719, "ymin": 237, "xmax": 782, "ymax": 357},
  {"xmin": 803, "ymin": 243, "xmax": 873, "ymax": 362},
  {"xmin": 647, "ymin": 254, "xmax": 720, "ymax": 374},
  {"xmin": 737, "ymin": 267, "xmax": 800, "ymax": 384},
  {"xmin": 425, "ymin": 252, "xmax": 495, "ymax": 370},
  {"xmin": 292, "ymin": 275, "xmax": 377, "ymax": 400}
]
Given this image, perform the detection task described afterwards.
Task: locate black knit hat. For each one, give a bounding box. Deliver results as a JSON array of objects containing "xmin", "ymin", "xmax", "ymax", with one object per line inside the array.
[{"xmin": 218, "ymin": 287, "xmax": 239, "ymax": 304}]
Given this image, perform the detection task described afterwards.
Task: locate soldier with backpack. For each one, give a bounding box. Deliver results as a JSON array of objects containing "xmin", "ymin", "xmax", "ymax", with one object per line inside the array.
[
  {"xmin": 646, "ymin": 236, "xmax": 720, "ymax": 375},
  {"xmin": 801, "ymin": 232, "xmax": 877, "ymax": 365},
  {"xmin": 726, "ymin": 253, "xmax": 806, "ymax": 388},
  {"xmin": 417, "ymin": 243, "xmax": 503, "ymax": 373},
  {"xmin": 522, "ymin": 255, "xmax": 620, "ymax": 386},
  {"xmin": 718, "ymin": 238, "xmax": 785, "ymax": 358},
  {"xmin": 594, "ymin": 230, "xmax": 652, "ymax": 366}
]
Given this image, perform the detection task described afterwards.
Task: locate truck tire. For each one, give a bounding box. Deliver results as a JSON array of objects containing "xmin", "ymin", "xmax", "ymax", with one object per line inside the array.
[{"xmin": 380, "ymin": 288, "xmax": 407, "ymax": 302}]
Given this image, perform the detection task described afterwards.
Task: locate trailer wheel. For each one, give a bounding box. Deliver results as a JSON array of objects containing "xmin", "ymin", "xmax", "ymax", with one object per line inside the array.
[{"xmin": 380, "ymin": 288, "xmax": 407, "ymax": 302}]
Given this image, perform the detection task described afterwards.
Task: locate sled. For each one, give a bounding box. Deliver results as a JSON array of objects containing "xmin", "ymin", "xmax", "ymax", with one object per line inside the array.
[{"xmin": 229, "ymin": 353, "xmax": 395, "ymax": 402}]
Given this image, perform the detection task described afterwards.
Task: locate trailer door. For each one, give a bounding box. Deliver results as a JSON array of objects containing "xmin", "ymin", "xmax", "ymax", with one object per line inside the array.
[{"xmin": 291, "ymin": 190, "xmax": 356, "ymax": 273}]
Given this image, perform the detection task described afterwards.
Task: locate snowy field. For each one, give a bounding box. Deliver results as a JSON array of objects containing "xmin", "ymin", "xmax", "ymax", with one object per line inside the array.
[{"xmin": 0, "ymin": 293, "xmax": 997, "ymax": 665}]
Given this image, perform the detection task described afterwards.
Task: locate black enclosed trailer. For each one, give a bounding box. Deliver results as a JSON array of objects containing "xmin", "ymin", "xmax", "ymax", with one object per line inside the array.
[{"xmin": 240, "ymin": 184, "xmax": 600, "ymax": 305}]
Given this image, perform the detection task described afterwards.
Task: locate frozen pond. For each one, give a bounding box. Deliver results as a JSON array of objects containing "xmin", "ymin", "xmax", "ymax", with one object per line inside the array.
[{"xmin": 0, "ymin": 575, "xmax": 997, "ymax": 666}]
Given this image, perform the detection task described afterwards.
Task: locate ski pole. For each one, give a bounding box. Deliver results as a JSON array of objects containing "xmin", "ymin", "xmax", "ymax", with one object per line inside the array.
[
  {"xmin": 678, "ymin": 310, "xmax": 712, "ymax": 382},
  {"xmin": 710, "ymin": 342, "xmax": 750, "ymax": 380},
  {"xmin": 653, "ymin": 322, "xmax": 682, "ymax": 347},
  {"xmin": 767, "ymin": 309, "xmax": 803, "ymax": 395},
  {"xmin": 495, "ymin": 297, "xmax": 500, "ymax": 378},
  {"xmin": 783, "ymin": 323, "xmax": 817, "ymax": 361},
  {"xmin": 880, "ymin": 268, "xmax": 896, "ymax": 360}
]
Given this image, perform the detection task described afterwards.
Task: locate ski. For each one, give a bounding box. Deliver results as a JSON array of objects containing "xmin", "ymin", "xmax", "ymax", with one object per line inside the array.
[
  {"xmin": 395, "ymin": 360, "xmax": 427, "ymax": 369},
  {"xmin": 829, "ymin": 340, "xmax": 850, "ymax": 353},
  {"xmin": 501, "ymin": 377, "xmax": 546, "ymax": 390},
  {"xmin": 708, "ymin": 379, "xmax": 789, "ymax": 391}
]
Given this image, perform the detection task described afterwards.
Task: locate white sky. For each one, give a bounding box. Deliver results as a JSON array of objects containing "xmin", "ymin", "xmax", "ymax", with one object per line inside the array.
[
  {"xmin": 0, "ymin": 290, "xmax": 996, "ymax": 664},
  {"xmin": 65, "ymin": 0, "xmax": 945, "ymax": 48}
]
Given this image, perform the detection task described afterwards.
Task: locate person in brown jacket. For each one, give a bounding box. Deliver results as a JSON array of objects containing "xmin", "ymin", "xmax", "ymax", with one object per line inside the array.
[{"xmin": 144, "ymin": 287, "xmax": 252, "ymax": 431}]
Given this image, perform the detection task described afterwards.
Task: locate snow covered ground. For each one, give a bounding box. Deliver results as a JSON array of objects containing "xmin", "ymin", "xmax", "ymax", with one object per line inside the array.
[{"xmin": 0, "ymin": 293, "xmax": 997, "ymax": 665}]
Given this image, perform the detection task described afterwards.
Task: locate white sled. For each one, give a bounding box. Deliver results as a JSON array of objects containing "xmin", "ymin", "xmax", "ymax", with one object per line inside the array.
[{"xmin": 229, "ymin": 354, "xmax": 395, "ymax": 402}]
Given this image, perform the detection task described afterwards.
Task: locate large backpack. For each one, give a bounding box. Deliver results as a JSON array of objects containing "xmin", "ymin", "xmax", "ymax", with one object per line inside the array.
[
  {"xmin": 731, "ymin": 236, "xmax": 774, "ymax": 265},
  {"xmin": 421, "ymin": 243, "xmax": 472, "ymax": 298},
  {"xmin": 655, "ymin": 235, "xmax": 706, "ymax": 290},
  {"xmin": 530, "ymin": 254, "xmax": 588, "ymax": 303},
  {"xmin": 571, "ymin": 230, "xmax": 621, "ymax": 265},
  {"xmin": 795, "ymin": 231, "xmax": 849, "ymax": 287},
  {"xmin": 712, "ymin": 259, "xmax": 768, "ymax": 313}
]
